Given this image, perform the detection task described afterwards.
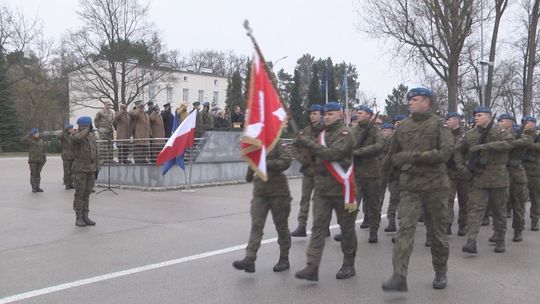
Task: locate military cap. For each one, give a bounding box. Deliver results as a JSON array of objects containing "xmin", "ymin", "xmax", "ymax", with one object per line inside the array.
[
  {"xmin": 309, "ymin": 104, "xmax": 322, "ymax": 112},
  {"xmin": 65, "ymin": 123, "xmax": 74, "ymax": 129},
  {"xmin": 31, "ymin": 128, "xmax": 39, "ymax": 134},
  {"xmin": 521, "ymin": 116, "xmax": 537, "ymax": 123},
  {"xmin": 393, "ymin": 114, "xmax": 407, "ymax": 122},
  {"xmin": 357, "ymin": 105, "xmax": 373, "ymax": 115},
  {"xmin": 381, "ymin": 122, "xmax": 395, "ymax": 129},
  {"xmin": 192, "ymin": 101, "xmax": 201, "ymax": 107},
  {"xmin": 203, "ymin": 101, "xmax": 210, "ymax": 107},
  {"xmin": 406, "ymin": 87, "xmax": 433, "ymax": 100},
  {"xmin": 163, "ymin": 102, "xmax": 171, "ymax": 107},
  {"xmin": 445, "ymin": 112, "xmax": 461, "ymax": 119},
  {"xmin": 497, "ymin": 113, "xmax": 515, "ymax": 122},
  {"xmin": 322, "ymin": 101, "xmax": 342, "ymax": 112},
  {"xmin": 473, "ymin": 106, "xmax": 492, "ymax": 115},
  {"xmin": 77, "ymin": 116, "xmax": 92, "ymax": 127}
]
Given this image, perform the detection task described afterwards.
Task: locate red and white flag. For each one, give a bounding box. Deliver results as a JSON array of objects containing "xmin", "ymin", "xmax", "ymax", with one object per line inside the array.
[
  {"xmin": 156, "ymin": 110, "xmax": 197, "ymax": 167},
  {"xmin": 240, "ymin": 53, "xmax": 288, "ymax": 181}
]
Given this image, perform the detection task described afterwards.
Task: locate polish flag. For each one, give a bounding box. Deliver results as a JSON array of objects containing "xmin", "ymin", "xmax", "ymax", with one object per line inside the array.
[{"xmin": 156, "ymin": 110, "xmax": 197, "ymax": 166}]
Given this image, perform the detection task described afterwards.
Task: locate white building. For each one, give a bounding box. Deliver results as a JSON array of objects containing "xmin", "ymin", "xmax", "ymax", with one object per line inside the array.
[{"xmin": 68, "ymin": 64, "xmax": 229, "ymax": 125}]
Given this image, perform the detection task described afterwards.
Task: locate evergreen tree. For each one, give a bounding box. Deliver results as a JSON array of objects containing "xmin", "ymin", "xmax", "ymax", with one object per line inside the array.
[
  {"xmin": 384, "ymin": 84, "xmax": 409, "ymax": 117},
  {"xmin": 0, "ymin": 51, "xmax": 22, "ymax": 152},
  {"xmin": 225, "ymin": 70, "xmax": 244, "ymax": 113},
  {"xmin": 307, "ymin": 65, "xmax": 322, "ymax": 108},
  {"xmin": 289, "ymin": 69, "xmax": 306, "ymax": 129}
]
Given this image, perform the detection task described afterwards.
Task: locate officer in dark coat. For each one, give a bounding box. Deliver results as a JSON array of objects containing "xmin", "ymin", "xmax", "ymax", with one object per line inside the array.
[
  {"xmin": 161, "ymin": 102, "xmax": 174, "ymax": 138},
  {"xmin": 20, "ymin": 128, "xmax": 46, "ymax": 192}
]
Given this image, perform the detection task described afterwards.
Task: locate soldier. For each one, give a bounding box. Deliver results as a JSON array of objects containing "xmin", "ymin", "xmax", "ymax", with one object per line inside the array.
[
  {"xmin": 291, "ymin": 104, "xmax": 323, "ymax": 237},
  {"xmin": 200, "ymin": 101, "xmax": 215, "ymax": 131},
  {"xmin": 192, "ymin": 101, "xmax": 204, "ymax": 138},
  {"xmin": 232, "ymin": 143, "xmax": 292, "ymax": 273},
  {"xmin": 149, "ymin": 105, "xmax": 165, "ymax": 164},
  {"xmin": 497, "ymin": 114, "xmax": 531, "ymax": 242},
  {"xmin": 71, "ymin": 116, "xmax": 99, "ymax": 227},
  {"xmin": 20, "ymin": 128, "xmax": 46, "ymax": 193},
  {"xmin": 94, "ymin": 101, "xmax": 115, "ymax": 163},
  {"xmin": 129, "ymin": 100, "xmax": 151, "ymax": 163},
  {"xmin": 443, "ymin": 112, "xmax": 469, "ymax": 236},
  {"xmin": 456, "ymin": 106, "xmax": 513, "ymax": 254},
  {"xmin": 162, "ymin": 102, "xmax": 174, "ymax": 138},
  {"xmin": 58, "ymin": 124, "xmax": 75, "ymax": 189},
  {"xmin": 381, "ymin": 88, "xmax": 452, "ymax": 292},
  {"xmin": 115, "ymin": 103, "xmax": 131, "ymax": 164},
  {"xmin": 522, "ymin": 116, "xmax": 540, "ymax": 231},
  {"xmin": 295, "ymin": 102, "xmax": 357, "ymax": 282}
]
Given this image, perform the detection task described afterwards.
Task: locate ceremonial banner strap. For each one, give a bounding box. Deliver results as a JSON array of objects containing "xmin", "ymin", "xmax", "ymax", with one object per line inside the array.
[{"xmin": 319, "ymin": 130, "xmax": 357, "ymax": 212}]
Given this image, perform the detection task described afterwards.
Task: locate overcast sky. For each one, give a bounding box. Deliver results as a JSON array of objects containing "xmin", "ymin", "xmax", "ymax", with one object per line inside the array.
[{"xmin": 7, "ymin": 0, "xmax": 415, "ymax": 110}]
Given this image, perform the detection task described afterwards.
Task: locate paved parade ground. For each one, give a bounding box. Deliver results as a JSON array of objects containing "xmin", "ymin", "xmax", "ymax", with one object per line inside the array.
[{"xmin": 1, "ymin": 157, "xmax": 539, "ymax": 304}]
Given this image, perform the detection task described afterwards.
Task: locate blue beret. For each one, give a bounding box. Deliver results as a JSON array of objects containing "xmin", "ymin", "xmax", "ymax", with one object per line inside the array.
[
  {"xmin": 77, "ymin": 116, "xmax": 92, "ymax": 126},
  {"xmin": 381, "ymin": 122, "xmax": 395, "ymax": 129},
  {"xmin": 65, "ymin": 123, "xmax": 74, "ymax": 129},
  {"xmin": 498, "ymin": 113, "xmax": 515, "ymax": 122},
  {"xmin": 357, "ymin": 105, "xmax": 373, "ymax": 115},
  {"xmin": 203, "ymin": 101, "xmax": 209, "ymax": 106},
  {"xmin": 445, "ymin": 112, "xmax": 461, "ymax": 119},
  {"xmin": 322, "ymin": 101, "xmax": 342, "ymax": 112},
  {"xmin": 406, "ymin": 87, "xmax": 433, "ymax": 100},
  {"xmin": 393, "ymin": 114, "xmax": 406, "ymax": 122},
  {"xmin": 31, "ymin": 128, "xmax": 39, "ymax": 134},
  {"xmin": 309, "ymin": 104, "xmax": 322, "ymax": 112},
  {"xmin": 473, "ymin": 106, "xmax": 492, "ymax": 115},
  {"xmin": 522, "ymin": 116, "xmax": 537, "ymax": 123}
]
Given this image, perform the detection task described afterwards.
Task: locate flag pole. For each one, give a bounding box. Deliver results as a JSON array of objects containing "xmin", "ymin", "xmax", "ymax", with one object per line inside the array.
[{"xmin": 243, "ymin": 20, "xmax": 299, "ymax": 134}]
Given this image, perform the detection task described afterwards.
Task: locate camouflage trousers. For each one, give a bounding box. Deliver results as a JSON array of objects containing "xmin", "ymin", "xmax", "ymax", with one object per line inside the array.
[
  {"xmin": 527, "ymin": 175, "xmax": 540, "ymax": 221},
  {"xmin": 356, "ymin": 177, "xmax": 382, "ymax": 233},
  {"xmin": 297, "ymin": 175, "xmax": 314, "ymax": 227},
  {"xmin": 28, "ymin": 161, "xmax": 45, "ymax": 190},
  {"xmin": 448, "ymin": 179, "xmax": 469, "ymax": 228},
  {"xmin": 73, "ymin": 171, "xmax": 95, "ymax": 213},
  {"xmin": 467, "ymin": 187, "xmax": 508, "ymax": 241},
  {"xmin": 393, "ymin": 190, "xmax": 449, "ymax": 277},
  {"xmin": 385, "ymin": 180, "xmax": 400, "ymax": 221},
  {"xmin": 509, "ymin": 182, "xmax": 528, "ymax": 232},
  {"xmin": 245, "ymin": 196, "xmax": 292, "ymax": 259},
  {"xmin": 63, "ymin": 159, "xmax": 74, "ymax": 186},
  {"xmin": 307, "ymin": 194, "xmax": 358, "ymax": 267}
]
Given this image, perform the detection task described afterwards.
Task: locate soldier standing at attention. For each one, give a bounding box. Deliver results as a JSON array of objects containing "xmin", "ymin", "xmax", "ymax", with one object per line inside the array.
[
  {"xmin": 94, "ymin": 101, "xmax": 115, "ymax": 163},
  {"xmin": 114, "ymin": 103, "xmax": 131, "ymax": 164},
  {"xmin": 232, "ymin": 143, "xmax": 292, "ymax": 273},
  {"xmin": 58, "ymin": 124, "xmax": 75, "ymax": 189},
  {"xmin": 381, "ymin": 88, "xmax": 452, "ymax": 292},
  {"xmin": 443, "ymin": 112, "xmax": 469, "ymax": 236},
  {"xmin": 456, "ymin": 106, "xmax": 513, "ymax": 254},
  {"xmin": 20, "ymin": 128, "xmax": 46, "ymax": 193},
  {"xmin": 71, "ymin": 116, "xmax": 99, "ymax": 227},
  {"xmin": 521, "ymin": 116, "xmax": 540, "ymax": 231},
  {"xmin": 295, "ymin": 102, "xmax": 357, "ymax": 282},
  {"xmin": 291, "ymin": 104, "xmax": 323, "ymax": 237},
  {"xmin": 161, "ymin": 102, "xmax": 174, "ymax": 138}
]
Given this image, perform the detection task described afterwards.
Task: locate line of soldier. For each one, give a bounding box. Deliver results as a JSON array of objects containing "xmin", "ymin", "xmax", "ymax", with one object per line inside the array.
[{"xmin": 231, "ymin": 87, "xmax": 540, "ymax": 293}]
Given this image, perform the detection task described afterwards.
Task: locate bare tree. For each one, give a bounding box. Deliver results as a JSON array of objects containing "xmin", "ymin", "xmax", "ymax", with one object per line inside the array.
[
  {"xmin": 484, "ymin": 0, "xmax": 509, "ymax": 107},
  {"xmin": 358, "ymin": 0, "xmax": 476, "ymax": 112},
  {"xmin": 521, "ymin": 0, "xmax": 540, "ymax": 115}
]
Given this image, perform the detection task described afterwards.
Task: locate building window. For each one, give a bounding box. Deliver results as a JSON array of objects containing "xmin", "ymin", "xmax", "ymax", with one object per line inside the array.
[
  {"xmin": 183, "ymin": 89, "xmax": 189, "ymax": 102},
  {"xmin": 166, "ymin": 87, "xmax": 173, "ymax": 102},
  {"xmin": 148, "ymin": 85, "xmax": 157, "ymax": 100},
  {"xmin": 214, "ymin": 79, "xmax": 218, "ymax": 86},
  {"xmin": 213, "ymin": 91, "xmax": 219, "ymax": 104},
  {"xmin": 198, "ymin": 90, "xmax": 204, "ymax": 101}
]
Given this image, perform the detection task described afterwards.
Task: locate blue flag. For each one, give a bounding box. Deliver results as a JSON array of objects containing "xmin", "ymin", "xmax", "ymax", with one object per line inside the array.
[{"xmin": 161, "ymin": 111, "xmax": 187, "ymax": 175}]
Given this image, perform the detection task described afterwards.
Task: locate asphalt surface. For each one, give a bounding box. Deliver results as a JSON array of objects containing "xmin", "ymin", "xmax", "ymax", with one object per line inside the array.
[{"xmin": 1, "ymin": 157, "xmax": 539, "ymax": 304}]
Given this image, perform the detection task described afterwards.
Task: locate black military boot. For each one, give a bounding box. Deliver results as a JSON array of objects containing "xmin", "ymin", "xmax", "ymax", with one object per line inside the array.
[
  {"xmin": 295, "ymin": 264, "xmax": 318, "ymax": 281},
  {"xmin": 291, "ymin": 225, "xmax": 307, "ymax": 237},
  {"xmin": 446, "ymin": 225, "xmax": 452, "ymax": 235},
  {"xmin": 457, "ymin": 225, "xmax": 466, "ymax": 236},
  {"xmin": 232, "ymin": 257, "xmax": 255, "ymax": 273},
  {"xmin": 531, "ymin": 219, "xmax": 539, "ymax": 231},
  {"xmin": 75, "ymin": 212, "xmax": 86, "ymax": 227},
  {"xmin": 30, "ymin": 178, "xmax": 37, "ymax": 193},
  {"xmin": 462, "ymin": 239, "xmax": 477, "ymax": 254},
  {"xmin": 272, "ymin": 256, "xmax": 290, "ymax": 272},
  {"xmin": 65, "ymin": 184, "xmax": 74, "ymax": 190},
  {"xmin": 494, "ymin": 241, "xmax": 505, "ymax": 253},
  {"xmin": 488, "ymin": 233, "xmax": 498, "ymax": 243},
  {"xmin": 425, "ymin": 239, "xmax": 431, "ymax": 247},
  {"xmin": 82, "ymin": 211, "xmax": 96, "ymax": 226},
  {"xmin": 384, "ymin": 218, "xmax": 396, "ymax": 232},
  {"xmin": 36, "ymin": 178, "xmax": 43, "ymax": 192},
  {"xmin": 333, "ymin": 233, "xmax": 342, "ymax": 242},
  {"xmin": 381, "ymin": 273, "xmax": 408, "ymax": 292},
  {"xmin": 368, "ymin": 231, "xmax": 378, "ymax": 243},
  {"xmin": 432, "ymin": 272, "xmax": 447, "ymax": 289},
  {"xmin": 513, "ymin": 230, "xmax": 523, "ymax": 242},
  {"xmin": 336, "ymin": 264, "xmax": 356, "ymax": 280},
  {"xmin": 481, "ymin": 216, "xmax": 490, "ymax": 226},
  {"xmin": 360, "ymin": 214, "xmax": 370, "ymax": 228}
]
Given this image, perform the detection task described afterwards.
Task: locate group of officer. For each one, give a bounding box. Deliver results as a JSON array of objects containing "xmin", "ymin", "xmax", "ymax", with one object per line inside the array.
[{"xmin": 232, "ymin": 87, "xmax": 540, "ymax": 293}]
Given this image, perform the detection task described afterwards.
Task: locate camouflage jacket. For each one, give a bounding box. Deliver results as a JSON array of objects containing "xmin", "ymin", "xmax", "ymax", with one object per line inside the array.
[
  {"xmin": 247, "ymin": 143, "xmax": 291, "ymax": 197},
  {"xmin": 455, "ymin": 125, "xmax": 513, "ymax": 188},
  {"xmin": 352, "ymin": 120, "xmax": 384, "ymax": 178},
  {"xmin": 293, "ymin": 123, "xmax": 322, "ymax": 176},
  {"xmin": 71, "ymin": 128, "xmax": 99, "ymax": 173},
  {"xmin": 522, "ymin": 129, "xmax": 540, "ymax": 177},
  {"xmin": 446, "ymin": 127, "xmax": 470, "ymax": 180},
  {"xmin": 506, "ymin": 130, "xmax": 532, "ymax": 184},
  {"xmin": 57, "ymin": 130, "xmax": 74, "ymax": 160},
  {"xmin": 94, "ymin": 109, "xmax": 115, "ymax": 134},
  {"xmin": 384, "ymin": 112, "xmax": 452, "ymax": 193},
  {"xmin": 20, "ymin": 135, "xmax": 46, "ymax": 163}
]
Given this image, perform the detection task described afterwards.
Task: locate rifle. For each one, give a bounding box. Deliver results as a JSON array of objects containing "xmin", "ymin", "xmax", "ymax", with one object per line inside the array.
[
  {"xmin": 354, "ymin": 111, "xmax": 380, "ymax": 149},
  {"xmin": 467, "ymin": 113, "xmax": 497, "ymax": 174}
]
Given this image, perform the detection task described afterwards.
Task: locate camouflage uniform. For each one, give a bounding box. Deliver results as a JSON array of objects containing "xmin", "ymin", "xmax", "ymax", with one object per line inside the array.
[
  {"xmin": 352, "ymin": 120, "xmax": 384, "ymax": 239},
  {"xmin": 382, "ymin": 134, "xmax": 400, "ymax": 229},
  {"xmin": 94, "ymin": 108, "xmax": 115, "ymax": 163},
  {"xmin": 58, "ymin": 130, "xmax": 74, "ymax": 188},
  {"xmin": 20, "ymin": 134, "xmax": 46, "ymax": 192},
  {"xmin": 446, "ymin": 127, "xmax": 470, "ymax": 233},
  {"xmin": 522, "ymin": 129, "xmax": 540, "ymax": 229},
  {"xmin": 71, "ymin": 128, "xmax": 99, "ymax": 223},
  {"xmin": 455, "ymin": 125, "xmax": 513, "ymax": 246},
  {"xmin": 385, "ymin": 112, "xmax": 452, "ymax": 278}
]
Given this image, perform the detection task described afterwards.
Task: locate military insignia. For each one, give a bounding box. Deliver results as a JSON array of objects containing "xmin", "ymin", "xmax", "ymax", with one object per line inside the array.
[{"xmin": 342, "ymin": 131, "xmax": 349, "ymax": 135}]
